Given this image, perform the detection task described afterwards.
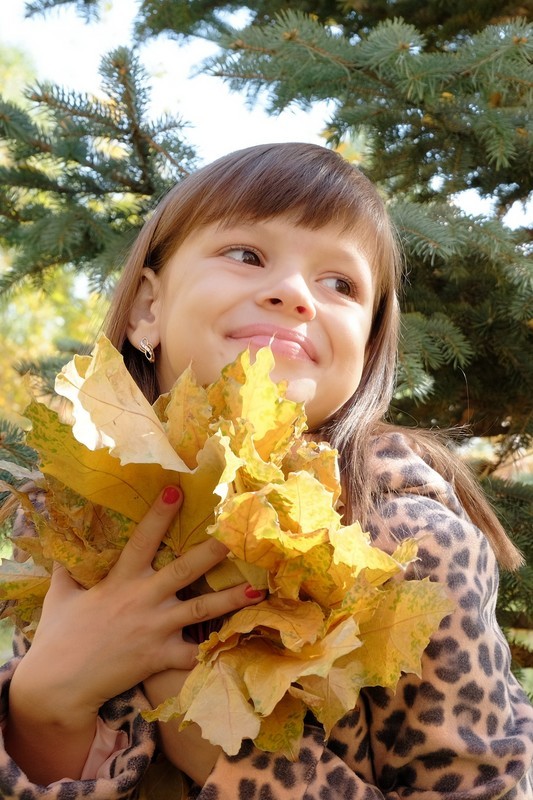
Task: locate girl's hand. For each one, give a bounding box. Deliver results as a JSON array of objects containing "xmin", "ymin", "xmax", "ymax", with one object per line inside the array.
[{"xmin": 5, "ymin": 486, "xmax": 265, "ymax": 783}]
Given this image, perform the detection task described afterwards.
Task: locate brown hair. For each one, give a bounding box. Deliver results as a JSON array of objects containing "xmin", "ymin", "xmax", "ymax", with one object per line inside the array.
[{"xmin": 105, "ymin": 142, "xmax": 522, "ymax": 570}]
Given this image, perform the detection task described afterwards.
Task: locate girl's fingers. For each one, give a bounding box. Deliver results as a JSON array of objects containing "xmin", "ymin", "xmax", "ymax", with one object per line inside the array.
[
  {"xmin": 170, "ymin": 582, "xmax": 266, "ymax": 632},
  {"xmin": 114, "ymin": 486, "xmax": 182, "ymax": 577},
  {"xmin": 155, "ymin": 535, "xmax": 229, "ymax": 598}
]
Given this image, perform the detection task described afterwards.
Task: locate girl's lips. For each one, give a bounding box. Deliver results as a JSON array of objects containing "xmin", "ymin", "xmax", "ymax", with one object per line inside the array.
[{"xmin": 228, "ymin": 326, "xmax": 317, "ymax": 362}]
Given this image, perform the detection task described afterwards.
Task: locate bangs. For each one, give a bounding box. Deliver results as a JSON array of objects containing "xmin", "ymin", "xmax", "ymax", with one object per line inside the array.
[{"xmin": 186, "ymin": 143, "xmax": 383, "ymax": 235}]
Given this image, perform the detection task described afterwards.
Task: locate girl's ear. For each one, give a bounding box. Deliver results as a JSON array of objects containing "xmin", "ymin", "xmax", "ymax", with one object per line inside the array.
[{"xmin": 126, "ymin": 268, "xmax": 162, "ymax": 350}]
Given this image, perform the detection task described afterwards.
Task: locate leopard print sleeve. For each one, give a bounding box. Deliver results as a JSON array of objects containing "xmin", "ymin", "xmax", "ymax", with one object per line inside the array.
[
  {"xmin": 192, "ymin": 432, "xmax": 533, "ymax": 800},
  {"xmin": 0, "ymin": 647, "xmax": 158, "ymax": 798}
]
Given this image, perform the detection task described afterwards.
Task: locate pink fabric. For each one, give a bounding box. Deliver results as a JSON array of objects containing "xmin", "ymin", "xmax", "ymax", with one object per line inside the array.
[
  {"xmin": 0, "ymin": 703, "xmax": 126, "ymax": 782},
  {"xmin": 79, "ymin": 717, "xmax": 128, "ymax": 780},
  {"xmin": 49, "ymin": 718, "xmax": 128, "ymax": 783}
]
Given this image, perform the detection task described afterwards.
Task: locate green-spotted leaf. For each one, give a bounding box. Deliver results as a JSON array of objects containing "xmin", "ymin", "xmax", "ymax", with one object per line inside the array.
[{"xmin": 355, "ymin": 579, "xmax": 456, "ymax": 689}]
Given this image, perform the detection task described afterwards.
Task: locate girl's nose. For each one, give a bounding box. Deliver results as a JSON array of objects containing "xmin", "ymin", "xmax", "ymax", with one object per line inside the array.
[{"xmin": 257, "ymin": 275, "xmax": 316, "ymax": 321}]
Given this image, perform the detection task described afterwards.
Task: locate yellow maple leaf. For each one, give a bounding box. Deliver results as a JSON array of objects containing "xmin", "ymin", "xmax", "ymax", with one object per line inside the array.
[
  {"xmin": 265, "ymin": 471, "xmax": 340, "ymax": 535},
  {"xmin": 330, "ymin": 575, "xmax": 383, "ymax": 626},
  {"xmin": 162, "ymin": 367, "xmax": 212, "ymax": 470},
  {"xmin": 234, "ymin": 431, "xmax": 285, "ymax": 491},
  {"xmin": 55, "ymin": 334, "xmax": 191, "ymax": 473},
  {"xmin": 204, "ymin": 556, "xmax": 268, "ymax": 592},
  {"xmin": 329, "ymin": 521, "xmax": 403, "ymax": 585},
  {"xmin": 210, "ymin": 492, "xmax": 284, "ymax": 570},
  {"xmin": 240, "ymin": 617, "xmax": 361, "ymax": 718},
  {"xmin": 355, "ymin": 578, "xmax": 456, "ymax": 689},
  {"xmin": 201, "ymin": 596, "xmax": 326, "ymax": 653},
  {"xmin": 281, "ymin": 440, "xmax": 341, "ymax": 504},
  {"xmin": 148, "ymin": 654, "xmax": 262, "ymax": 755},
  {"xmin": 392, "ymin": 538, "xmax": 420, "ymax": 566},
  {"xmin": 25, "ymin": 401, "xmax": 175, "ymax": 524},
  {"xmin": 170, "ymin": 432, "xmax": 243, "ymax": 555},
  {"xmin": 208, "ymin": 347, "xmax": 306, "ymax": 462},
  {"xmin": 292, "ymin": 649, "xmax": 365, "ymax": 737},
  {"xmin": 254, "ymin": 691, "xmax": 306, "ymax": 759},
  {"xmin": 272, "ymin": 542, "xmax": 352, "ymax": 605},
  {"xmin": 206, "ymin": 353, "xmax": 246, "ymax": 421}
]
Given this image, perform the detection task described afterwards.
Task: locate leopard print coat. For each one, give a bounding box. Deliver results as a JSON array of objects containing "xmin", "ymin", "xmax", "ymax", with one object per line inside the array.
[{"xmin": 0, "ymin": 432, "xmax": 532, "ymax": 799}]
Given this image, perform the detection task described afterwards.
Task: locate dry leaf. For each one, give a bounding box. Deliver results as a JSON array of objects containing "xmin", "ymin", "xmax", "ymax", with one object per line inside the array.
[
  {"xmin": 254, "ymin": 692, "xmax": 306, "ymax": 759},
  {"xmin": 355, "ymin": 579, "xmax": 456, "ymax": 689},
  {"xmin": 55, "ymin": 337, "xmax": 190, "ymax": 473}
]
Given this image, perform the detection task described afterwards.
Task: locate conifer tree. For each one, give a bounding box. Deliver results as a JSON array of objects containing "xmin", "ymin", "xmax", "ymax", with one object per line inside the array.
[
  {"xmin": 0, "ymin": 46, "xmax": 198, "ymax": 293},
  {"xmin": 1, "ymin": 1, "xmax": 532, "ymax": 678}
]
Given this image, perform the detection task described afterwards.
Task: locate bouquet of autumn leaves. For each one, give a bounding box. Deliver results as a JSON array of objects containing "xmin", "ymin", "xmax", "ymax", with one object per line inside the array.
[{"xmin": 0, "ymin": 335, "xmax": 454, "ymax": 758}]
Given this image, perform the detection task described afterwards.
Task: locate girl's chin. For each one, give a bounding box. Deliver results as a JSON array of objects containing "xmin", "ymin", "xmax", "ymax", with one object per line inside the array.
[{"xmin": 282, "ymin": 377, "xmax": 317, "ymax": 408}]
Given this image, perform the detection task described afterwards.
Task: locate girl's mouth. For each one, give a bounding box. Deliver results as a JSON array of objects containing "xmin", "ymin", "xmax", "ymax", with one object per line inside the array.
[{"xmin": 228, "ymin": 325, "xmax": 317, "ymax": 362}]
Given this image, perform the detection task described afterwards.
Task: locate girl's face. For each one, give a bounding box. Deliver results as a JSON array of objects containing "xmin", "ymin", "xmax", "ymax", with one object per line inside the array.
[{"xmin": 128, "ymin": 217, "xmax": 375, "ymax": 429}]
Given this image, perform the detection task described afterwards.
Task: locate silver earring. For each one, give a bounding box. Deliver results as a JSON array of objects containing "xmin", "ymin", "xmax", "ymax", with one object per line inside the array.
[{"xmin": 139, "ymin": 337, "xmax": 155, "ymax": 363}]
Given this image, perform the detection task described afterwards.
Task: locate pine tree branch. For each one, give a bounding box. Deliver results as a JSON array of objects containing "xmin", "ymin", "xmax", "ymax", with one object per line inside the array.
[
  {"xmin": 100, "ymin": 48, "xmax": 156, "ymax": 195},
  {"xmin": 0, "ymin": 420, "xmax": 38, "ymax": 473},
  {"xmin": 0, "ymin": 99, "xmax": 53, "ymax": 156},
  {"xmin": 25, "ymin": 87, "xmax": 156, "ymax": 195}
]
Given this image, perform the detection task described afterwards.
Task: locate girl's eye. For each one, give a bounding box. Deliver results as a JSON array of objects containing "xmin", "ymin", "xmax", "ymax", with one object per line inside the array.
[
  {"xmin": 321, "ymin": 276, "xmax": 356, "ymax": 298},
  {"xmin": 224, "ymin": 247, "xmax": 262, "ymax": 266}
]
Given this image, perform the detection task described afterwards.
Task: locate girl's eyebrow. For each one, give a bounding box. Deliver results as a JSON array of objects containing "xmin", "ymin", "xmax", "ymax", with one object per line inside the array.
[
  {"xmin": 214, "ymin": 219, "xmax": 372, "ymax": 266},
  {"xmin": 214, "ymin": 222, "xmax": 375, "ymax": 285}
]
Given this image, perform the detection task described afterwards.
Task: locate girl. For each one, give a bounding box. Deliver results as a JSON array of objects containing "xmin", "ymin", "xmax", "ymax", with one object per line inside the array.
[{"xmin": 1, "ymin": 142, "xmax": 532, "ymax": 798}]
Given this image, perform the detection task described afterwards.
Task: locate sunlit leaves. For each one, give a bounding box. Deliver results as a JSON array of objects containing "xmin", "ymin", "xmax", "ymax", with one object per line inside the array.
[{"xmin": 0, "ymin": 335, "xmax": 454, "ymax": 757}]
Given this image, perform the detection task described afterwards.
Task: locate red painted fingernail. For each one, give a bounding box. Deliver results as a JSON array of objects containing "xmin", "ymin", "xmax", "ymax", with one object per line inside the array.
[
  {"xmin": 162, "ymin": 486, "xmax": 181, "ymax": 505},
  {"xmin": 244, "ymin": 586, "xmax": 264, "ymax": 599}
]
